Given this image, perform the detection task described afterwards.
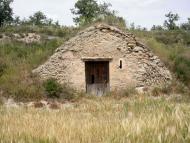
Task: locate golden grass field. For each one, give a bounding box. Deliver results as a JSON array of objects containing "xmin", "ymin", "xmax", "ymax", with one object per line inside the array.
[{"xmin": 0, "ymin": 95, "xmax": 190, "ymax": 143}]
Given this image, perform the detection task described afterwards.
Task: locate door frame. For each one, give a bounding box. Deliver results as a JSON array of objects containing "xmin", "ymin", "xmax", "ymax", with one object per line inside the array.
[{"xmin": 82, "ymin": 57, "xmax": 112, "ymax": 95}]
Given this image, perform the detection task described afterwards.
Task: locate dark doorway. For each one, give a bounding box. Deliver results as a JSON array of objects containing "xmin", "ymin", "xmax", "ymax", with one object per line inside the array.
[{"xmin": 85, "ymin": 61, "xmax": 110, "ymax": 96}]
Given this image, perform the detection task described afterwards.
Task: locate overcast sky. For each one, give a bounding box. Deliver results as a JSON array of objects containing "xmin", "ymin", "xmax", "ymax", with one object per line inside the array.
[{"xmin": 12, "ymin": 0, "xmax": 190, "ymax": 29}]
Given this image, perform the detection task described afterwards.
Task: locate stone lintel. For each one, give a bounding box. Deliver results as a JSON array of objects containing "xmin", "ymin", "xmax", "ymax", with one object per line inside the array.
[{"xmin": 81, "ymin": 57, "xmax": 113, "ymax": 62}]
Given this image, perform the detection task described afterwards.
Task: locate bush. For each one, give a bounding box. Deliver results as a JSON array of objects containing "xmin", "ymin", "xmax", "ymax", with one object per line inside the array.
[
  {"xmin": 43, "ymin": 78, "xmax": 76, "ymax": 100},
  {"xmin": 0, "ymin": 94, "xmax": 3, "ymax": 105},
  {"xmin": 43, "ymin": 78, "xmax": 62, "ymax": 98},
  {"xmin": 0, "ymin": 62, "xmax": 7, "ymax": 77},
  {"xmin": 172, "ymin": 56, "xmax": 190, "ymax": 85},
  {"xmin": 151, "ymin": 79, "xmax": 189, "ymax": 96}
]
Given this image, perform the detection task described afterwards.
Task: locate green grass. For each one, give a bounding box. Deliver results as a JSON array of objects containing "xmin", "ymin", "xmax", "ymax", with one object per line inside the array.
[
  {"xmin": 0, "ymin": 39, "xmax": 63, "ymax": 101},
  {"xmin": 130, "ymin": 29, "xmax": 190, "ymax": 88},
  {"xmin": 0, "ymin": 25, "xmax": 79, "ymax": 38}
]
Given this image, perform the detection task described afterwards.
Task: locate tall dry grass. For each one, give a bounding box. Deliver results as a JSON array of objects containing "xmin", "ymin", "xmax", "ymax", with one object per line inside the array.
[{"xmin": 0, "ymin": 96, "xmax": 190, "ymax": 143}]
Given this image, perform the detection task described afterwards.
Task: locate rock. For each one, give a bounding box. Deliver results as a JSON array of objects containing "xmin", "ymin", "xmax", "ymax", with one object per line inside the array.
[
  {"xmin": 5, "ymin": 98, "xmax": 19, "ymax": 108},
  {"xmin": 128, "ymin": 43, "xmax": 136, "ymax": 48},
  {"xmin": 62, "ymin": 103, "xmax": 74, "ymax": 109},
  {"xmin": 40, "ymin": 100, "xmax": 49, "ymax": 106},
  {"xmin": 150, "ymin": 56, "xmax": 158, "ymax": 60},
  {"xmin": 48, "ymin": 103, "xmax": 60, "ymax": 110},
  {"xmin": 34, "ymin": 102, "xmax": 44, "ymax": 108},
  {"xmin": 158, "ymin": 62, "xmax": 164, "ymax": 67},
  {"xmin": 133, "ymin": 46, "xmax": 144, "ymax": 52},
  {"xmin": 148, "ymin": 53, "xmax": 154, "ymax": 57},
  {"xmin": 13, "ymin": 33, "xmax": 21, "ymax": 39},
  {"xmin": 136, "ymin": 86, "xmax": 149, "ymax": 93},
  {"xmin": 0, "ymin": 33, "xmax": 41, "ymax": 43},
  {"xmin": 153, "ymin": 59, "xmax": 161, "ymax": 64},
  {"xmin": 27, "ymin": 102, "xmax": 35, "ymax": 108}
]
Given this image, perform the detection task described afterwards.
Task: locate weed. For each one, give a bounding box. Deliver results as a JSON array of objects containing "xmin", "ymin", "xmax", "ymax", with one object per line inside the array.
[
  {"xmin": 43, "ymin": 78, "xmax": 62, "ymax": 98},
  {"xmin": 0, "ymin": 97, "xmax": 190, "ymax": 142}
]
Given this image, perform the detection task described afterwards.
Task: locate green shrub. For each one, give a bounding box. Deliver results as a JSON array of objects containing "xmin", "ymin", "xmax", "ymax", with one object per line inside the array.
[
  {"xmin": 43, "ymin": 78, "xmax": 76, "ymax": 100},
  {"xmin": 173, "ymin": 56, "xmax": 190, "ymax": 85},
  {"xmin": 0, "ymin": 96, "xmax": 3, "ymax": 105},
  {"xmin": 43, "ymin": 78, "xmax": 62, "ymax": 98},
  {"xmin": 0, "ymin": 63, "xmax": 7, "ymax": 77}
]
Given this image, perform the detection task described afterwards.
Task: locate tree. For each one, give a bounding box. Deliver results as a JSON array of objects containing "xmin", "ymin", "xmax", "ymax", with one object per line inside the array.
[
  {"xmin": 180, "ymin": 18, "xmax": 190, "ymax": 31},
  {"xmin": 0, "ymin": 0, "xmax": 13, "ymax": 27},
  {"xmin": 71, "ymin": 0, "xmax": 100, "ymax": 26},
  {"xmin": 130, "ymin": 22, "xmax": 135, "ymax": 30},
  {"xmin": 45, "ymin": 18, "xmax": 53, "ymax": 26},
  {"xmin": 97, "ymin": 13, "xmax": 126, "ymax": 30},
  {"xmin": 151, "ymin": 25, "xmax": 164, "ymax": 31},
  {"xmin": 29, "ymin": 11, "xmax": 47, "ymax": 25},
  {"xmin": 98, "ymin": 2, "xmax": 112, "ymax": 18},
  {"xmin": 12, "ymin": 16, "xmax": 21, "ymax": 25},
  {"xmin": 164, "ymin": 12, "xmax": 179, "ymax": 30},
  {"xmin": 96, "ymin": 3, "xmax": 126, "ymax": 29},
  {"xmin": 71, "ymin": 0, "xmax": 126, "ymax": 29},
  {"xmin": 55, "ymin": 21, "xmax": 60, "ymax": 27}
]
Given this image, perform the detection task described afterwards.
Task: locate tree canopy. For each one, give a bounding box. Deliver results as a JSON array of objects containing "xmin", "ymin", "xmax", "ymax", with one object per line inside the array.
[
  {"xmin": 164, "ymin": 12, "xmax": 180, "ymax": 30},
  {"xmin": 12, "ymin": 11, "xmax": 60, "ymax": 27},
  {"xmin": 29, "ymin": 11, "xmax": 49, "ymax": 26},
  {"xmin": 181, "ymin": 18, "xmax": 190, "ymax": 31},
  {"xmin": 71, "ymin": 0, "xmax": 100, "ymax": 26},
  {"xmin": 0, "ymin": 0, "xmax": 13, "ymax": 27},
  {"xmin": 71, "ymin": 0, "xmax": 126, "ymax": 29}
]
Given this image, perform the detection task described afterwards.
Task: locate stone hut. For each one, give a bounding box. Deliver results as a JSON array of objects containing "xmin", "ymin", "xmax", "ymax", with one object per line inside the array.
[{"xmin": 33, "ymin": 24, "xmax": 172, "ymax": 95}]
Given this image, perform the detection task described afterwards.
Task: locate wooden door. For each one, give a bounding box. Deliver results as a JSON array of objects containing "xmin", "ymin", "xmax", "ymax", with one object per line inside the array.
[{"xmin": 85, "ymin": 61, "xmax": 110, "ymax": 96}]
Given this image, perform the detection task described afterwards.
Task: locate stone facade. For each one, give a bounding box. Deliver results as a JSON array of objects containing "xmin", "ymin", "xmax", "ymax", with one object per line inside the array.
[{"xmin": 33, "ymin": 24, "xmax": 172, "ymax": 92}]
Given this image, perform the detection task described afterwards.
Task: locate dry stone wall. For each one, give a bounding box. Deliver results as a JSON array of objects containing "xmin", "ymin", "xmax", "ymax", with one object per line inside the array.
[
  {"xmin": 33, "ymin": 24, "xmax": 172, "ymax": 91},
  {"xmin": 0, "ymin": 33, "xmax": 41, "ymax": 43}
]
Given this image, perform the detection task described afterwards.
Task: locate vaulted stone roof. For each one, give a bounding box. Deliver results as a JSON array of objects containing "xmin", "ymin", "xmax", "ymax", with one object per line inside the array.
[{"xmin": 33, "ymin": 23, "xmax": 172, "ymax": 91}]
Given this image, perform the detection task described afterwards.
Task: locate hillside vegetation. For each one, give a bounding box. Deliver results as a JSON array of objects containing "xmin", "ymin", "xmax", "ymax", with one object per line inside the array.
[
  {"xmin": 0, "ymin": 38, "xmax": 62, "ymax": 101},
  {"xmin": 132, "ymin": 30, "xmax": 190, "ymax": 87},
  {"xmin": 0, "ymin": 25, "xmax": 190, "ymax": 102}
]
